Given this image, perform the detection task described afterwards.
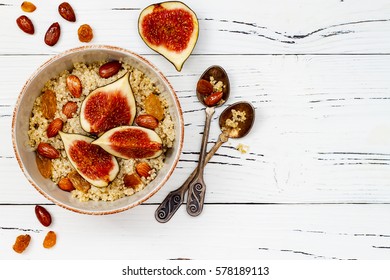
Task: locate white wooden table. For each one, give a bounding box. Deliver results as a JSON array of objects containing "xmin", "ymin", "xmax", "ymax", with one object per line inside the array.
[{"xmin": 1, "ymin": 0, "xmax": 390, "ymax": 260}]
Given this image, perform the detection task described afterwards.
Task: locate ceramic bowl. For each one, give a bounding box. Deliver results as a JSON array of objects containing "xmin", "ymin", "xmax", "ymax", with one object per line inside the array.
[{"xmin": 12, "ymin": 45, "xmax": 184, "ymax": 215}]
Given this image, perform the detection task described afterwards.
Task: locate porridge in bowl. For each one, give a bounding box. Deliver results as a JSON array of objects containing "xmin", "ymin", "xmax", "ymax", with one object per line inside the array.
[{"xmin": 28, "ymin": 60, "xmax": 175, "ymax": 202}]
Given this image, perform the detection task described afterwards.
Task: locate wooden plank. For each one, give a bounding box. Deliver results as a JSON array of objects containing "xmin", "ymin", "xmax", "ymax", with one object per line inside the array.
[
  {"xmin": 1, "ymin": 54, "xmax": 390, "ymax": 204},
  {"xmin": 1, "ymin": 204, "xmax": 389, "ymax": 259},
  {"xmin": 1, "ymin": 0, "xmax": 390, "ymax": 55}
]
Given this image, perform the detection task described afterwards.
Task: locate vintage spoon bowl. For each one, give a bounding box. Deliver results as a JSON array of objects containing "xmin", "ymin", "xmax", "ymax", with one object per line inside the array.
[
  {"xmin": 219, "ymin": 101, "xmax": 255, "ymax": 138},
  {"xmin": 155, "ymin": 101, "xmax": 255, "ymax": 222},
  {"xmin": 196, "ymin": 65, "xmax": 230, "ymax": 107}
]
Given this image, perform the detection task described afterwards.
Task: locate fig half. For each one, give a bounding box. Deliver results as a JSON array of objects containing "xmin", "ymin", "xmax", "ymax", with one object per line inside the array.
[
  {"xmin": 80, "ymin": 72, "xmax": 136, "ymax": 135},
  {"xmin": 93, "ymin": 126, "xmax": 163, "ymax": 159},
  {"xmin": 59, "ymin": 132, "xmax": 119, "ymax": 187},
  {"xmin": 138, "ymin": 1, "xmax": 199, "ymax": 71}
]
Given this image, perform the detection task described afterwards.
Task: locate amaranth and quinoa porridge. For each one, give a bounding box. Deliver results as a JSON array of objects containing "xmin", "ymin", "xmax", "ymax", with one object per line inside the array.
[{"xmin": 28, "ymin": 61, "xmax": 175, "ymax": 202}]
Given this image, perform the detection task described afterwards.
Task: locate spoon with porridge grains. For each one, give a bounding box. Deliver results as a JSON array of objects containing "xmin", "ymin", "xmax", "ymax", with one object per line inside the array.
[
  {"xmin": 155, "ymin": 101, "xmax": 255, "ymax": 222},
  {"xmin": 186, "ymin": 65, "xmax": 230, "ymax": 217}
]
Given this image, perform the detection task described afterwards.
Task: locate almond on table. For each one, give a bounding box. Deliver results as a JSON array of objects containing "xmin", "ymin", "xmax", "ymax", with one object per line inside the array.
[
  {"xmin": 58, "ymin": 2, "xmax": 76, "ymax": 22},
  {"xmin": 35, "ymin": 205, "xmax": 52, "ymax": 227},
  {"xmin": 44, "ymin": 22, "xmax": 61, "ymax": 47},
  {"xmin": 16, "ymin": 15, "xmax": 34, "ymax": 35}
]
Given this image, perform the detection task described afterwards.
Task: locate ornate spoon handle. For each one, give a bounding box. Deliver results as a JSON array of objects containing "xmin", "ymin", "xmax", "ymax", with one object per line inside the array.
[
  {"xmin": 155, "ymin": 132, "xmax": 228, "ymax": 223},
  {"xmin": 186, "ymin": 107, "xmax": 215, "ymax": 217}
]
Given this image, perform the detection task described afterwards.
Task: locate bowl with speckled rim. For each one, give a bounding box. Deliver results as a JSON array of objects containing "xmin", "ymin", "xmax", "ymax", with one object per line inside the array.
[{"xmin": 12, "ymin": 45, "xmax": 184, "ymax": 215}]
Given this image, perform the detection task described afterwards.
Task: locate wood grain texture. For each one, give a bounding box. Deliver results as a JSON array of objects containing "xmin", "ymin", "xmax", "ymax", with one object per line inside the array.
[
  {"xmin": 1, "ymin": 204, "xmax": 390, "ymax": 259},
  {"xmin": 1, "ymin": 0, "xmax": 390, "ymax": 54}
]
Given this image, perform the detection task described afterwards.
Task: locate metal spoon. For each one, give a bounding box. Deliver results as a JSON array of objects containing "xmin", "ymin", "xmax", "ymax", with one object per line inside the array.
[
  {"xmin": 186, "ymin": 66, "xmax": 230, "ymax": 217},
  {"xmin": 155, "ymin": 101, "xmax": 255, "ymax": 222}
]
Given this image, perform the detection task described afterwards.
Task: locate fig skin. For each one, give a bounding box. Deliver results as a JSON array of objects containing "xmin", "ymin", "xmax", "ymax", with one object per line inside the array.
[
  {"xmin": 59, "ymin": 131, "xmax": 119, "ymax": 187},
  {"xmin": 138, "ymin": 1, "xmax": 199, "ymax": 71},
  {"xmin": 92, "ymin": 126, "xmax": 163, "ymax": 160},
  {"xmin": 80, "ymin": 72, "xmax": 136, "ymax": 135}
]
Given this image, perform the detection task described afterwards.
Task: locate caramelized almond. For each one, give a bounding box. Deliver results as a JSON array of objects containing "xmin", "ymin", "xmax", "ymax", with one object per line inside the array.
[
  {"xmin": 58, "ymin": 177, "xmax": 75, "ymax": 192},
  {"xmin": 197, "ymin": 79, "xmax": 213, "ymax": 95},
  {"xmin": 16, "ymin": 15, "xmax": 34, "ymax": 34},
  {"xmin": 58, "ymin": 2, "xmax": 76, "ymax": 22},
  {"xmin": 62, "ymin": 101, "xmax": 78, "ymax": 118},
  {"xmin": 44, "ymin": 22, "xmax": 61, "ymax": 46},
  {"xmin": 21, "ymin": 1, "xmax": 36, "ymax": 13},
  {"xmin": 35, "ymin": 205, "xmax": 52, "ymax": 227},
  {"xmin": 135, "ymin": 114, "xmax": 159, "ymax": 129},
  {"xmin": 99, "ymin": 61, "xmax": 122, "ymax": 78},
  {"xmin": 47, "ymin": 118, "xmax": 63, "ymax": 138},
  {"xmin": 204, "ymin": 91, "xmax": 223, "ymax": 107},
  {"xmin": 37, "ymin": 143, "xmax": 60, "ymax": 159},
  {"xmin": 136, "ymin": 162, "xmax": 152, "ymax": 178},
  {"xmin": 66, "ymin": 75, "xmax": 82, "ymax": 98}
]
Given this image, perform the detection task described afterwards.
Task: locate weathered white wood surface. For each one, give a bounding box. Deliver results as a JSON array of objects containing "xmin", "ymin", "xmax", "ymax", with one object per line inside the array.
[{"xmin": 1, "ymin": 0, "xmax": 390, "ymax": 259}]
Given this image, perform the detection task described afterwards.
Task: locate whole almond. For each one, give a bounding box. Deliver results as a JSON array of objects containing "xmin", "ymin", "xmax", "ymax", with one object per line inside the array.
[
  {"xmin": 66, "ymin": 75, "xmax": 82, "ymax": 97},
  {"xmin": 58, "ymin": 177, "xmax": 75, "ymax": 192},
  {"xmin": 204, "ymin": 91, "xmax": 223, "ymax": 107},
  {"xmin": 44, "ymin": 22, "xmax": 61, "ymax": 46},
  {"xmin": 62, "ymin": 101, "xmax": 78, "ymax": 118},
  {"xmin": 21, "ymin": 2, "xmax": 36, "ymax": 13},
  {"xmin": 16, "ymin": 15, "xmax": 34, "ymax": 34},
  {"xmin": 37, "ymin": 142, "xmax": 60, "ymax": 159},
  {"xmin": 197, "ymin": 79, "xmax": 213, "ymax": 95},
  {"xmin": 47, "ymin": 118, "xmax": 63, "ymax": 138},
  {"xmin": 135, "ymin": 114, "xmax": 159, "ymax": 129},
  {"xmin": 136, "ymin": 162, "xmax": 152, "ymax": 178},
  {"xmin": 99, "ymin": 61, "xmax": 122, "ymax": 78},
  {"xmin": 58, "ymin": 2, "xmax": 76, "ymax": 22},
  {"xmin": 35, "ymin": 205, "xmax": 52, "ymax": 227}
]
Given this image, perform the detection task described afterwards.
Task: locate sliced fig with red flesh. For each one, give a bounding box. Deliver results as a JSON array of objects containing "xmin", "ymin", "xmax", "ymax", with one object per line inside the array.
[
  {"xmin": 138, "ymin": 1, "xmax": 199, "ymax": 71},
  {"xmin": 80, "ymin": 72, "xmax": 136, "ymax": 135},
  {"xmin": 59, "ymin": 131, "xmax": 119, "ymax": 187},
  {"xmin": 92, "ymin": 126, "xmax": 163, "ymax": 159}
]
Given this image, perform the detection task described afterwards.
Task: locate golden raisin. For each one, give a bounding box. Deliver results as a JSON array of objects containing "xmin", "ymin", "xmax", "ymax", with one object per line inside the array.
[
  {"xmin": 145, "ymin": 94, "xmax": 164, "ymax": 121},
  {"xmin": 123, "ymin": 173, "xmax": 142, "ymax": 189},
  {"xmin": 21, "ymin": 1, "xmax": 36, "ymax": 13},
  {"xmin": 13, "ymin": 234, "xmax": 31, "ymax": 254},
  {"xmin": 68, "ymin": 171, "xmax": 90, "ymax": 193},
  {"xmin": 78, "ymin": 24, "xmax": 93, "ymax": 43},
  {"xmin": 36, "ymin": 153, "xmax": 52, "ymax": 178},
  {"xmin": 43, "ymin": 231, "xmax": 56, "ymax": 249},
  {"xmin": 41, "ymin": 90, "xmax": 57, "ymax": 119}
]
